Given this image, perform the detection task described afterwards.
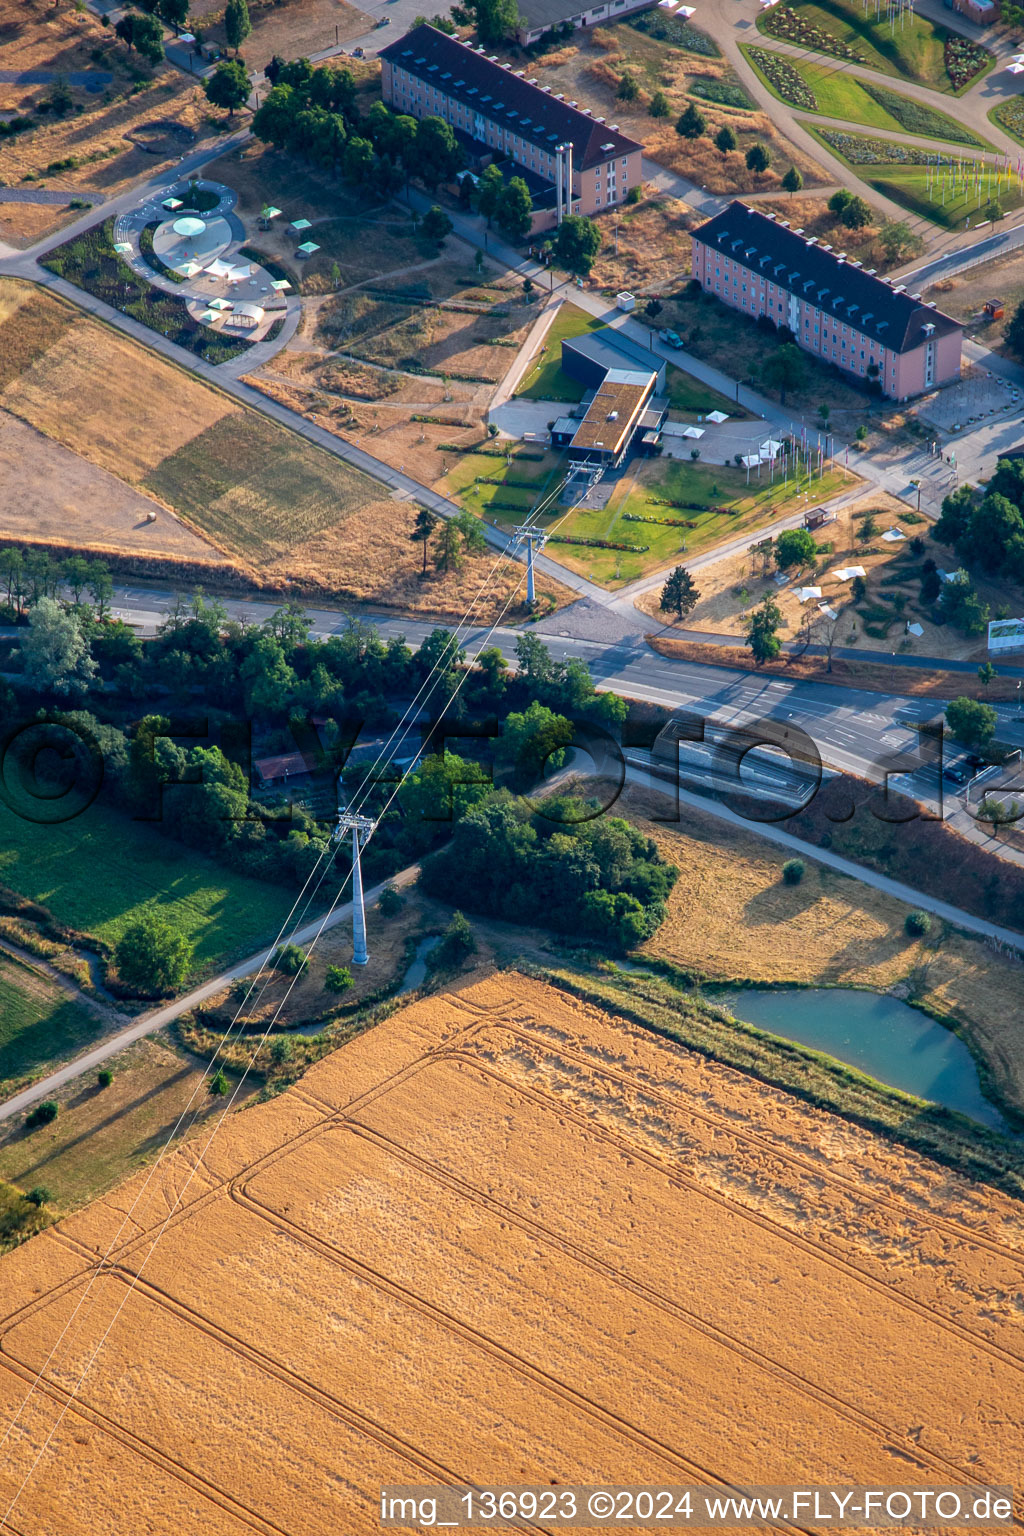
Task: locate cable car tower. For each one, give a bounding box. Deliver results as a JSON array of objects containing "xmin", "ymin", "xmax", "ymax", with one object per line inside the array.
[{"xmin": 333, "ymin": 810, "xmax": 377, "ymax": 966}]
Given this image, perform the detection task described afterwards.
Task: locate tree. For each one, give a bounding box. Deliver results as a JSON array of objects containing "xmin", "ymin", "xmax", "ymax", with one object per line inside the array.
[
  {"xmin": 426, "ymin": 910, "xmax": 477, "ymax": 971},
  {"xmin": 204, "ymin": 58, "xmax": 249, "ymax": 118},
  {"xmin": 273, "ymin": 943, "xmax": 308, "ymax": 975},
  {"xmin": 88, "ymin": 561, "xmax": 113, "ymax": 620},
  {"xmin": 159, "ymin": 0, "xmax": 189, "ymax": 31},
  {"xmin": 745, "ymin": 142, "xmax": 771, "ymax": 176},
  {"xmin": 978, "ymin": 661, "xmax": 998, "ymax": 688},
  {"xmin": 827, "ymin": 189, "xmax": 853, "ymax": 220},
  {"xmin": 760, "ymin": 343, "xmax": 806, "ymax": 404},
  {"xmin": 224, "ymin": 0, "xmax": 251, "ymax": 52},
  {"xmin": 498, "ymin": 699, "xmax": 573, "ymax": 783},
  {"xmin": 840, "ymin": 194, "xmax": 871, "ymax": 230},
  {"xmin": 410, "ymin": 506, "xmax": 437, "ymax": 575},
  {"xmin": 21, "ymin": 597, "xmax": 97, "ymax": 698},
  {"xmin": 644, "ymin": 297, "xmax": 662, "ymax": 319},
  {"xmin": 114, "ymin": 913, "xmax": 194, "ymax": 993},
  {"xmin": 945, "ymin": 695, "xmax": 997, "ymax": 750},
  {"xmin": 453, "ymin": 508, "xmax": 487, "ymax": 556},
  {"xmin": 906, "ymin": 909, "xmax": 931, "ymax": 937},
  {"xmin": 775, "ymin": 527, "xmax": 816, "ymax": 569},
  {"xmin": 782, "ymin": 859, "xmax": 804, "ymax": 885},
  {"xmin": 324, "ymin": 964, "xmax": 354, "ymax": 994},
  {"xmin": 473, "ymin": 162, "xmax": 504, "ymax": 224},
  {"xmin": 781, "ymin": 165, "xmax": 803, "ymax": 195},
  {"xmin": 411, "ymin": 114, "xmax": 461, "ymax": 190},
  {"xmin": 209, "ymin": 1068, "xmax": 229, "ymax": 1096},
  {"xmin": 676, "ymin": 102, "xmax": 706, "ymax": 138},
  {"xmin": 26, "ymin": 1188, "xmax": 52, "ymax": 1208},
  {"xmin": 553, "ymin": 214, "xmax": 601, "ymax": 277},
  {"xmin": 617, "ymin": 71, "xmax": 639, "ymax": 102},
  {"xmin": 649, "ymin": 90, "xmax": 670, "ymax": 118},
  {"xmin": 1006, "ymin": 297, "xmax": 1024, "ymax": 360},
  {"xmin": 659, "ymin": 565, "xmax": 699, "ymax": 620},
  {"xmin": 877, "ymin": 218, "xmax": 919, "ymax": 264},
  {"xmin": 97, "ymin": 1068, "xmax": 113, "ymax": 1089},
  {"xmin": 434, "ymin": 518, "xmax": 465, "ymax": 576},
  {"xmin": 459, "ymin": 0, "xmax": 520, "ymax": 44},
  {"xmin": 115, "ymin": 10, "xmax": 164, "ymax": 62},
  {"xmin": 745, "ymin": 594, "xmax": 783, "ymax": 665},
  {"xmin": 714, "ymin": 124, "xmax": 736, "ymax": 155},
  {"xmin": 495, "ymin": 177, "xmax": 533, "ymax": 242},
  {"xmin": 421, "ymin": 204, "xmax": 453, "ymax": 246}
]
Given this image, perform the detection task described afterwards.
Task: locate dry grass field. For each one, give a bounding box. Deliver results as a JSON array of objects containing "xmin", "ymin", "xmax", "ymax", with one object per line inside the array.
[
  {"xmin": 194, "ymin": 0, "xmax": 373, "ymax": 74},
  {"xmin": 1, "ymin": 970, "xmax": 1023, "ymax": 1532},
  {"xmin": 622, "ymin": 784, "xmax": 1024, "ymax": 1111},
  {"xmin": 0, "ymin": 2, "xmax": 220, "ymax": 238},
  {"xmin": 0, "ymin": 279, "xmax": 555, "ymax": 615},
  {"xmin": 521, "ymin": 25, "xmax": 827, "ymax": 194},
  {"xmin": 636, "ymin": 489, "xmax": 1015, "ymax": 661},
  {"xmin": 588, "ymin": 194, "xmax": 697, "ymax": 295},
  {"xmin": 925, "ymin": 248, "xmax": 1024, "ymax": 353}
]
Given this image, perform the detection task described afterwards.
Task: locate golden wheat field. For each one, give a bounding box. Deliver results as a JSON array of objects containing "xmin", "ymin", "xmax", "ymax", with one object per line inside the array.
[{"xmin": 0, "ymin": 972, "xmax": 1022, "ymax": 1533}]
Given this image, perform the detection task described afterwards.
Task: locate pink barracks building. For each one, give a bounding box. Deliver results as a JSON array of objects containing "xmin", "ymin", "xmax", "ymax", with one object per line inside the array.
[
  {"xmin": 379, "ymin": 24, "xmax": 644, "ymax": 232},
  {"xmin": 691, "ymin": 202, "xmax": 962, "ymax": 402}
]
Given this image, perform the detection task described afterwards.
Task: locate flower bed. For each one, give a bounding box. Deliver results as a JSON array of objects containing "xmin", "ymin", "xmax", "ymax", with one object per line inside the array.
[
  {"xmin": 859, "ymin": 81, "xmax": 982, "ymax": 146},
  {"xmin": 623, "ymin": 512, "xmax": 698, "ymax": 528},
  {"xmin": 548, "ymin": 535, "xmax": 650, "ymax": 551},
  {"xmin": 994, "ymin": 96, "xmax": 1024, "ymax": 142},
  {"xmin": 944, "ymin": 35, "xmax": 989, "ymax": 91},
  {"xmin": 629, "ymin": 11, "xmax": 719, "ymax": 56},
  {"xmin": 748, "ymin": 48, "xmax": 818, "ymax": 110},
  {"xmin": 819, "ymin": 130, "xmax": 935, "ymax": 165},
  {"xmin": 762, "ymin": 6, "xmax": 866, "ymax": 64}
]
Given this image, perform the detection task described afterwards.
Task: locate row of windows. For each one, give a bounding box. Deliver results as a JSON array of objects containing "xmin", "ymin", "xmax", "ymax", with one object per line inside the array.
[{"xmin": 698, "ymin": 255, "xmax": 886, "ymax": 364}]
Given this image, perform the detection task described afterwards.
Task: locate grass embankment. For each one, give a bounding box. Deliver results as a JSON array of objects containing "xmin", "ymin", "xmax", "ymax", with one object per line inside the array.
[
  {"xmin": 813, "ymin": 129, "xmax": 1020, "ymax": 227},
  {"xmin": 647, "ymin": 632, "xmax": 1024, "ymax": 697},
  {"xmin": 536, "ymin": 963, "xmax": 1024, "ymax": 1198},
  {"xmin": 757, "ymin": 0, "xmax": 994, "ymax": 95},
  {"xmin": 515, "ymin": 302, "xmax": 605, "ymax": 400},
  {"xmin": 0, "ymin": 800, "xmax": 296, "ymax": 976},
  {"xmin": 41, "ymin": 219, "xmax": 250, "ymax": 365},
  {"xmin": 742, "ymin": 45, "xmax": 987, "ymax": 146},
  {"xmin": 0, "ymin": 951, "xmax": 101, "ymax": 1100}
]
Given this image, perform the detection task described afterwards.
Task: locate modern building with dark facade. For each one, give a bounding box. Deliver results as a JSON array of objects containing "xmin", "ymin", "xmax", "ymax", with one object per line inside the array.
[
  {"xmin": 379, "ymin": 24, "xmax": 644, "ymax": 232},
  {"xmin": 690, "ymin": 202, "xmax": 963, "ymax": 402}
]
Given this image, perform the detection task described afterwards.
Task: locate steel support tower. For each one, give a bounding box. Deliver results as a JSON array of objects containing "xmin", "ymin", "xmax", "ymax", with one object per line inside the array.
[
  {"xmin": 333, "ymin": 810, "xmax": 377, "ymax": 966},
  {"xmin": 511, "ymin": 525, "xmax": 549, "ymax": 604}
]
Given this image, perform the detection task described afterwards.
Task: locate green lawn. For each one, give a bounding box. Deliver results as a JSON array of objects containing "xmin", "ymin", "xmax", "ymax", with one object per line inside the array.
[
  {"xmin": 664, "ymin": 364, "xmax": 744, "ymax": 416},
  {"xmin": 743, "ymin": 45, "xmax": 987, "ymax": 146},
  {"xmin": 0, "ymin": 801, "xmax": 296, "ymax": 976},
  {"xmin": 0, "ymin": 956, "xmax": 102, "ymax": 1096},
  {"xmin": 515, "ymin": 303, "xmax": 604, "ymax": 400},
  {"xmin": 453, "ymin": 452, "xmax": 848, "ymax": 586},
  {"xmin": 443, "ymin": 448, "xmax": 566, "ymax": 524},
  {"xmin": 757, "ymin": 0, "xmax": 994, "ymax": 95},
  {"xmin": 814, "ymin": 128, "xmax": 1021, "ymax": 227}
]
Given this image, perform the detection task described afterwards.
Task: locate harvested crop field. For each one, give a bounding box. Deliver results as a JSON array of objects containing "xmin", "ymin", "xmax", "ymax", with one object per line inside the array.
[
  {"xmin": 1, "ymin": 971, "xmax": 1023, "ymax": 1532},
  {"xmin": 0, "ymin": 279, "xmax": 382, "ymax": 572}
]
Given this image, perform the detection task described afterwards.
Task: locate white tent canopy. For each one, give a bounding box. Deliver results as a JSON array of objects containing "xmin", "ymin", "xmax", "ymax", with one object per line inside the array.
[
  {"xmin": 759, "ymin": 438, "xmax": 784, "ymax": 458},
  {"xmin": 682, "ymin": 425, "xmax": 704, "ymax": 439},
  {"xmin": 206, "ymin": 258, "xmax": 233, "ymax": 278},
  {"xmin": 833, "ymin": 565, "xmax": 866, "ymax": 581},
  {"xmin": 706, "ymin": 410, "xmax": 729, "ymax": 424},
  {"xmin": 796, "ymin": 586, "xmax": 823, "ymax": 603},
  {"xmin": 740, "ymin": 454, "xmax": 761, "ymax": 469},
  {"xmin": 881, "ymin": 528, "xmax": 907, "ymax": 542}
]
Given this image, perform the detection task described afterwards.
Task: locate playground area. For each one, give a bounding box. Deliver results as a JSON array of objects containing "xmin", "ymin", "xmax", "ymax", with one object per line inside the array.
[{"xmin": 112, "ymin": 178, "xmax": 292, "ymax": 345}]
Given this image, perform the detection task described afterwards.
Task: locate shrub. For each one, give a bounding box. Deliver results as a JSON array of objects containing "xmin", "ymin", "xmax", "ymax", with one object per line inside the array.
[
  {"xmin": 209, "ymin": 1068, "xmax": 229, "ymax": 1096},
  {"xmin": 25, "ymin": 1188, "xmax": 52, "ymax": 1208},
  {"xmin": 782, "ymin": 858, "xmax": 805, "ymax": 885},
  {"xmin": 426, "ymin": 911, "xmax": 478, "ymax": 972},
  {"xmin": 378, "ymin": 884, "xmax": 405, "ymax": 917},
  {"xmin": 97, "ymin": 1068, "xmax": 113, "ymax": 1089},
  {"xmin": 905, "ymin": 909, "xmax": 931, "ymax": 937},
  {"xmin": 324, "ymin": 964, "xmax": 354, "ymax": 994},
  {"xmin": 270, "ymin": 1036, "xmax": 294, "ymax": 1066},
  {"xmin": 273, "ymin": 943, "xmax": 308, "ymax": 975},
  {"xmin": 26, "ymin": 1100, "xmax": 59, "ymax": 1130}
]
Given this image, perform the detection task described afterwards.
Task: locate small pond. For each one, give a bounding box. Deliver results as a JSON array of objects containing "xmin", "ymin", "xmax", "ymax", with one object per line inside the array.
[{"xmin": 717, "ymin": 987, "xmax": 1007, "ymax": 1132}]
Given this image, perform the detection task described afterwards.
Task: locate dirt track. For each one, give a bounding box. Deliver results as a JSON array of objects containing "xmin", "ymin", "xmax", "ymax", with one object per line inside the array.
[{"xmin": 0, "ymin": 972, "xmax": 1022, "ymax": 1532}]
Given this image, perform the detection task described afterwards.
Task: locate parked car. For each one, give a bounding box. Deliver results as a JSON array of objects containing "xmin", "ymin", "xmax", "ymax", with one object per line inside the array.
[
  {"xmin": 658, "ymin": 328, "xmax": 683, "ymax": 348},
  {"xmin": 351, "ymin": 45, "xmax": 365, "ymax": 55},
  {"xmin": 375, "ymin": 15, "xmax": 391, "ymax": 25},
  {"xmin": 943, "ymin": 766, "xmax": 968, "ymax": 785},
  {"xmin": 964, "ymin": 753, "xmax": 986, "ymax": 771}
]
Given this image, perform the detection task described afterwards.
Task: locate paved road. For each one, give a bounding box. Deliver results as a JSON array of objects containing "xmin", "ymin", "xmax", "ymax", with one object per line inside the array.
[{"xmin": 0, "ymin": 864, "xmax": 420, "ymax": 1126}]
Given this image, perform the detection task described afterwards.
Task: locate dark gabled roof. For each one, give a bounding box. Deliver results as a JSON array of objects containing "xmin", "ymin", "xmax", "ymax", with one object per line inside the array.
[
  {"xmin": 693, "ymin": 201, "xmax": 961, "ymax": 355},
  {"xmin": 563, "ymin": 326, "xmax": 662, "ymax": 375},
  {"xmin": 379, "ymin": 24, "xmax": 642, "ymax": 170}
]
